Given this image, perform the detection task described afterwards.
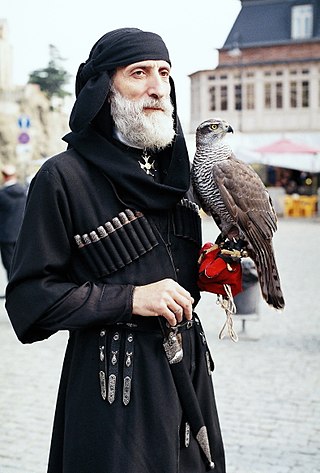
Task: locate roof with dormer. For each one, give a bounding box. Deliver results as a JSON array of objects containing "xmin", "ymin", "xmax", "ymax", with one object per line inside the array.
[{"xmin": 222, "ymin": 0, "xmax": 320, "ymax": 50}]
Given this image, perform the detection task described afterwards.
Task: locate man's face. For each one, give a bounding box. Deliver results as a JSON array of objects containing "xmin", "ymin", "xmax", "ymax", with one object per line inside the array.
[
  {"xmin": 112, "ymin": 60, "xmax": 171, "ymax": 105},
  {"xmin": 109, "ymin": 60, "xmax": 175, "ymax": 151}
]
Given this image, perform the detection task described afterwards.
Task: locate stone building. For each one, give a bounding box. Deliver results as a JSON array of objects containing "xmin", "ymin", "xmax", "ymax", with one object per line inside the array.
[
  {"xmin": 189, "ymin": 0, "xmax": 320, "ymax": 135},
  {"xmin": 188, "ymin": 0, "xmax": 320, "ymax": 207}
]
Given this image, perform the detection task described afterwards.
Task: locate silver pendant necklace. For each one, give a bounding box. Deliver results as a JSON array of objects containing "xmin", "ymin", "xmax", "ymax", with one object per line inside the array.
[{"xmin": 139, "ymin": 149, "xmax": 156, "ymax": 176}]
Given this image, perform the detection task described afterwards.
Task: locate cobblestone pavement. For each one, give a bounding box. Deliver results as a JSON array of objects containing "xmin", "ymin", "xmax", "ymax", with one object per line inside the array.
[{"xmin": 0, "ymin": 217, "xmax": 319, "ymax": 473}]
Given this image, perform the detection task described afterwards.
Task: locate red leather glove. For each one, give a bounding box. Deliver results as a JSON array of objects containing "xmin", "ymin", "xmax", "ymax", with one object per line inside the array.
[{"xmin": 198, "ymin": 243, "xmax": 243, "ymax": 297}]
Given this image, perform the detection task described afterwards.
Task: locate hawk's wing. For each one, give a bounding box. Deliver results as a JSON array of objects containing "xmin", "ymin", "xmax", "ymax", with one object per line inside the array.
[{"xmin": 211, "ymin": 152, "xmax": 277, "ymax": 240}]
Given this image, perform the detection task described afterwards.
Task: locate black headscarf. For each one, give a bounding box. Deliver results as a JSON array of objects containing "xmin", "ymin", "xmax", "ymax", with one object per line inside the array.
[
  {"xmin": 64, "ymin": 27, "xmax": 191, "ymax": 211},
  {"xmin": 70, "ymin": 27, "xmax": 172, "ymax": 133}
]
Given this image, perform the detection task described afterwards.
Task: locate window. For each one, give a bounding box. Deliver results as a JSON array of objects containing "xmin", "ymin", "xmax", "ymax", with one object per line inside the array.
[
  {"xmin": 264, "ymin": 83, "xmax": 271, "ymax": 109},
  {"xmin": 291, "ymin": 4, "xmax": 313, "ymax": 39},
  {"xmin": 264, "ymin": 82, "xmax": 283, "ymax": 109},
  {"xmin": 246, "ymin": 83, "xmax": 255, "ymax": 110},
  {"xmin": 235, "ymin": 84, "xmax": 242, "ymax": 111},
  {"xmin": 302, "ymin": 81, "xmax": 309, "ymax": 107},
  {"xmin": 220, "ymin": 85, "xmax": 228, "ymax": 111},
  {"xmin": 289, "ymin": 80, "xmax": 310, "ymax": 108},
  {"xmin": 276, "ymin": 82, "xmax": 283, "ymax": 108},
  {"xmin": 209, "ymin": 85, "xmax": 228, "ymax": 111},
  {"xmin": 209, "ymin": 86, "xmax": 216, "ymax": 111},
  {"xmin": 290, "ymin": 81, "xmax": 297, "ymax": 107}
]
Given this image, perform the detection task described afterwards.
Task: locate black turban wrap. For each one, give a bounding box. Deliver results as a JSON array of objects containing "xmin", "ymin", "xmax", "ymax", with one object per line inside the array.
[{"xmin": 69, "ymin": 27, "xmax": 172, "ymax": 132}]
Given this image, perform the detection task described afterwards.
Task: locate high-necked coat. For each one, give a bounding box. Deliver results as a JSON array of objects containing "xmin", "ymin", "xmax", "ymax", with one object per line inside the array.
[{"xmin": 6, "ymin": 140, "xmax": 225, "ymax": 473}]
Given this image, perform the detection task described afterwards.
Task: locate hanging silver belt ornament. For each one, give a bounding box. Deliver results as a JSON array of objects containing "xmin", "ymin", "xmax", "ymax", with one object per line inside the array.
[
  {"xmin": 98, "ymin": 329, "xmax": 134, "ymax": 406},
  {"xmin": 98, "ymin": 329, "xmax": 107, "ymax": 401},
  {"xmin": 122, "ymin": 332, "xmax": 134, "ymax": 406},
  {"xmin": 107, "ymin": 331, "xmax": 121, "ymax": 404},
  {"xmin": 163, "ymin": 326, "xmax": 183, "ymax": 364}
]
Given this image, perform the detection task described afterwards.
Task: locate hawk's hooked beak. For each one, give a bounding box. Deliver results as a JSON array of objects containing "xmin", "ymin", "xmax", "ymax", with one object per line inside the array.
[{"xmin": 227, "ymin": 125, "xmax": 234, "ymax": 133}]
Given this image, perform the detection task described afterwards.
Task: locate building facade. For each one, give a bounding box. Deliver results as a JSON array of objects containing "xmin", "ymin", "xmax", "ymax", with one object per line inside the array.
[
  {"xmin": 0, "ymin": 19, "xmax": 13, "ymax": 91},
  {"xmin": 189, "ymin": 0, "xmax": 320, "ymax": 135}
]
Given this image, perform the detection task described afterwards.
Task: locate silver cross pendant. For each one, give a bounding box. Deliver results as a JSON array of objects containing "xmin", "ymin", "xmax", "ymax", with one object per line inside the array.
[{"xmin": 139, "ymin": 150, "xmax": 156, "ymax": 176}]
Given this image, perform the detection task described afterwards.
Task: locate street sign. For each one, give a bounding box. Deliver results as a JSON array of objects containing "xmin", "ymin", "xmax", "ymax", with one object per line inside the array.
[
  {"xmin": 18, "ymin": 132, "xmax": 30, "ymax": 144},
  {"xmin": 18, "ymin": 115, "xmax": 31, "ymax": 129}
]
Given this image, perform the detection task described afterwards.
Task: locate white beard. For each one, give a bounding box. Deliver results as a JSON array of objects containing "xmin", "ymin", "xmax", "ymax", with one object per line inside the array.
[{"xmin": 109, "ymin": 85, "xmax": 176, "ymax": 152}]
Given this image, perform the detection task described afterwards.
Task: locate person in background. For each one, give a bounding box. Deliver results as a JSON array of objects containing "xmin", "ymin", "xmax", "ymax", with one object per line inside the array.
[
  {"xmin": 0, "ymin": 164, "xmax": 26, "ymax": 279},
  {"xmin": 6, "ymin": 28, "xmax": 225, "ymax": 473}
]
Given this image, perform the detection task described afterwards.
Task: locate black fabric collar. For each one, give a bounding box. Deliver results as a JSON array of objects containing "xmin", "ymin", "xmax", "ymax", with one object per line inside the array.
[{"xmin": 63, "ymin": 125, "xmax": 190, "ymax": 212}]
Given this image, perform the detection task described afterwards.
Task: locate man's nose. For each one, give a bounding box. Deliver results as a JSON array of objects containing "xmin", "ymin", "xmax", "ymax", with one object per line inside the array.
[{"xmin": 146, "ymin": 74, "xmax": 167, "ymax": 99}]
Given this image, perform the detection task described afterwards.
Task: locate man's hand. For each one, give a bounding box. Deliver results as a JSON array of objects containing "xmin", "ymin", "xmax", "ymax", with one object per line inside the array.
[{"xmin": 132, "ymin": 278, "xmax": 194, "ymax": 326}]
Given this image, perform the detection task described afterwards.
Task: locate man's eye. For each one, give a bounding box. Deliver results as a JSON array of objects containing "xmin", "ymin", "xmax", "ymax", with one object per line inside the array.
[{"xmin": 133, "ymin": 70, "xmax": 145, "ymax": 77}]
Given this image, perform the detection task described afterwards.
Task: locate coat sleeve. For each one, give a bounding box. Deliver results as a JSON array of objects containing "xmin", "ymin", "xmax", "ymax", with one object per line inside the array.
[{"xmin": 5, "ymin": 167, "xmax": 133, "ymax": 344}]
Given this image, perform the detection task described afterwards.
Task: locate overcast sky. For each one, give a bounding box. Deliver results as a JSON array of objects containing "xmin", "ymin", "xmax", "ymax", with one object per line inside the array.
[{"xmin": 1, "ymin": 0, "xmax": 241, "ymax": 128}]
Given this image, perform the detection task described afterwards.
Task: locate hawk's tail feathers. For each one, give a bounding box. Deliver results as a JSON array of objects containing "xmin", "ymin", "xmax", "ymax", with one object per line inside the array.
[{"xmin": 251, "ymin": 240, "xmax": 285, "ymax": 310}]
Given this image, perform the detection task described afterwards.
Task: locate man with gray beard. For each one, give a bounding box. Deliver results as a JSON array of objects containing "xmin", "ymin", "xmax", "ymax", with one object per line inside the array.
[
  {"xmin": 109, "ymin": 84, "xmax": 175, "ymax": 151},
  {"xmin": 6, "ymin": 28, "xmax": 226, "ymax": 473}
]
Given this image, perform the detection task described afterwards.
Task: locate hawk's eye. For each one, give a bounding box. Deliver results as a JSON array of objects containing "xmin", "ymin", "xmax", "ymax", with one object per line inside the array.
[{"xmin": 210, "ymin": 124, "xmax": 218, "ymax": 130}]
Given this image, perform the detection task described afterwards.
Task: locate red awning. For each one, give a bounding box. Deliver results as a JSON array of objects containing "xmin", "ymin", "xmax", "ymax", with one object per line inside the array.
[{"xmin": 255, "ymin": 139, "xmax": 320, "ymax": 155}]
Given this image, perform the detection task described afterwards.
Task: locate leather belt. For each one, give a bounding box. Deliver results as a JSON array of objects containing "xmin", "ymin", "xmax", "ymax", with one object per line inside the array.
[{"xmin": 116, "ymin": 316, "xmax": 195, "ymax": 333}]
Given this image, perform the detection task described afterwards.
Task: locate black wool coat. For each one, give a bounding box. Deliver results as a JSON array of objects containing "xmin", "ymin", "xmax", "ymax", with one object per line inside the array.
[
  {"xmin": 6, "ymin": 149, "xmax": 225, "ymax": 473},
  {"xmin": 0, "ymin": 182, "xmax": 26, "ymax": 242}
]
